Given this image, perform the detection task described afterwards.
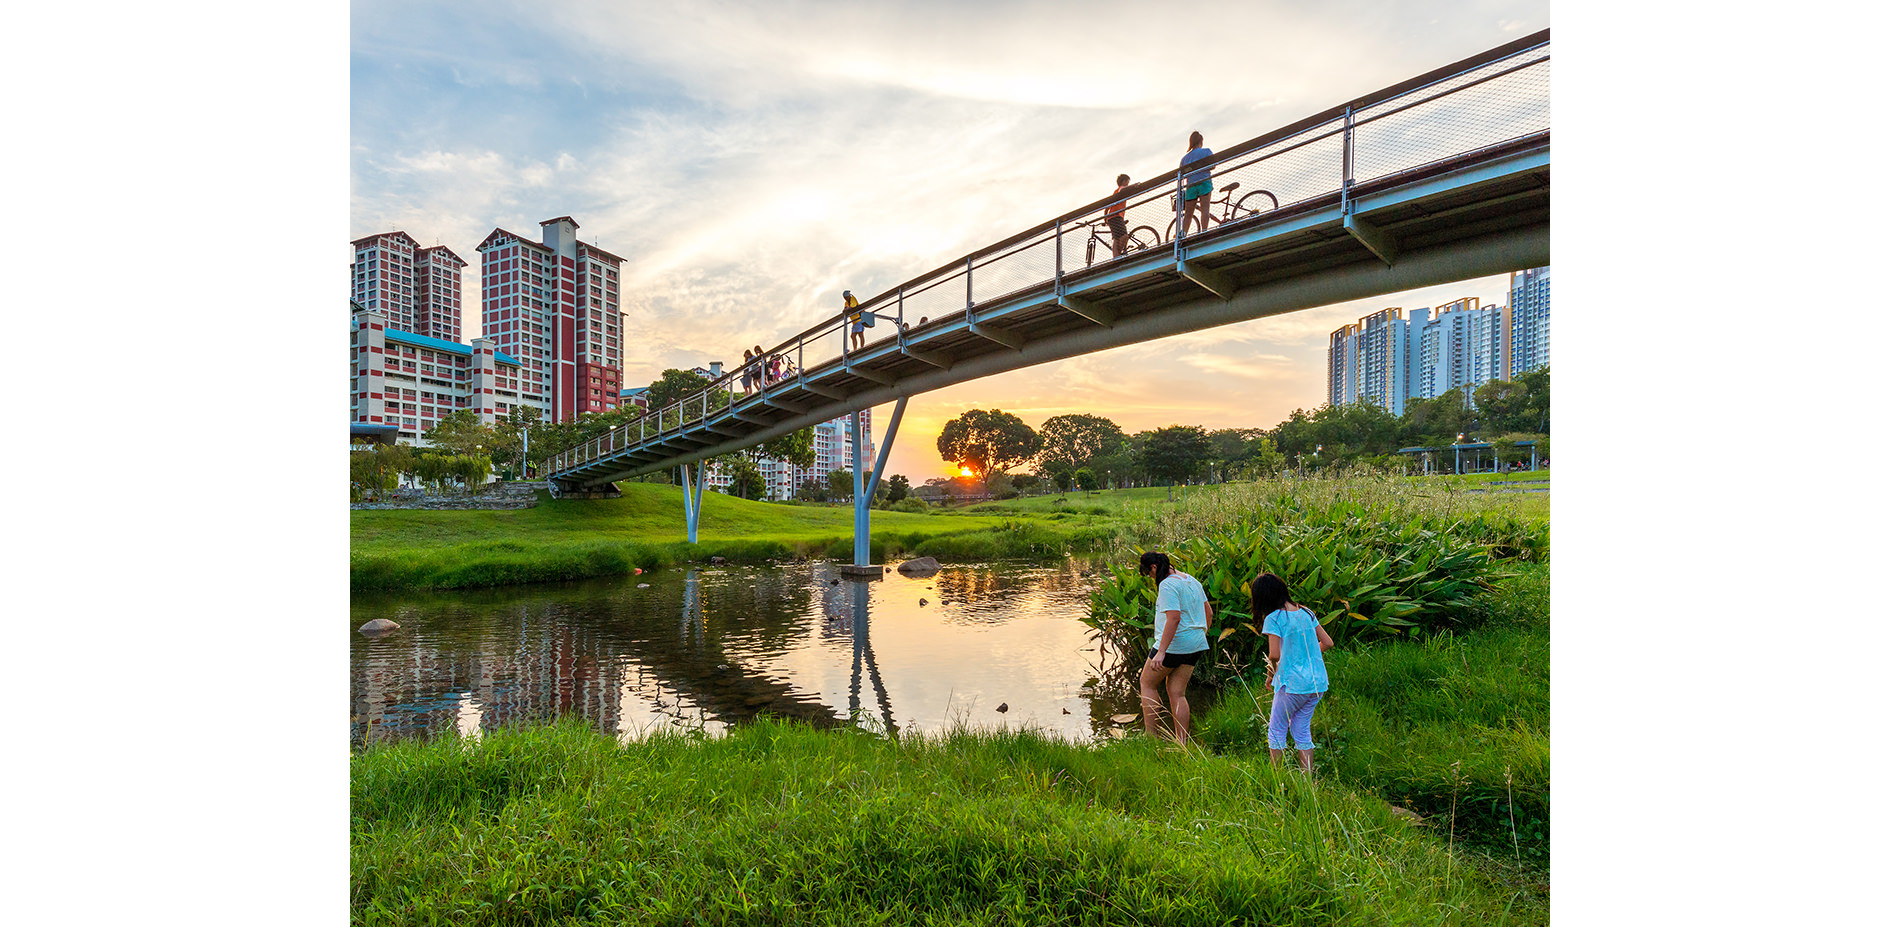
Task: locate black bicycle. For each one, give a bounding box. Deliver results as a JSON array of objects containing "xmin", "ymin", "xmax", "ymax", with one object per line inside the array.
[
  {"xmin": 1076, "ymin": 217, "xmax": 1162, "ymax": 267},
  {"xmin": 1165, "ymin": 182, "xmax": 1278, "ymax": 241}
]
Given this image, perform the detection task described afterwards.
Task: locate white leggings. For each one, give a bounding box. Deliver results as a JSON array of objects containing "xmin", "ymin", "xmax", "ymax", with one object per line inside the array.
[{"xmin": 1267, "ymin": 687, "xmax": 1324, "ymax": 750}]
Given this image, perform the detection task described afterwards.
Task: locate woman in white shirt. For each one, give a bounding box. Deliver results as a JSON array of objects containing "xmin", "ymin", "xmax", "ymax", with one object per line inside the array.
[{"xmin": 1138, "ymin": 551, "xmax": 1212, "ymax": 745}]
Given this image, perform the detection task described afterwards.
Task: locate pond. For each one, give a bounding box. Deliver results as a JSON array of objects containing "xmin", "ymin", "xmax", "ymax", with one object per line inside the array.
[{"xmin": 350, "ymin": 559, "xmax": 1227, "ymax": 748}]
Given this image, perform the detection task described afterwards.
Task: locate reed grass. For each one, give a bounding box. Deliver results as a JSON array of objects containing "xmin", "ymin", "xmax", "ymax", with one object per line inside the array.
[{"xmin": 353, "ymin": 719, "xmax": 1544, "ymax": 925}]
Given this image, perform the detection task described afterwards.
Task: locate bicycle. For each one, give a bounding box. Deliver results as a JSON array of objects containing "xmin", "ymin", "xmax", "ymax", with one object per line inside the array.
[
  {"xmin": 1076, "ymin": 216, "xmax": 1162, "ymax": 267},
  {"xmin": 1165, "ymin": 182, "xmax": 1279, "ymax": 241}
]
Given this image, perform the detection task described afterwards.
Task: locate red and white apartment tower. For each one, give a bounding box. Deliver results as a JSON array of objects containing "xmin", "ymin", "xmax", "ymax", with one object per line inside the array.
[
  {"xmin": 350, "ymin": 232, "xmax": 468, "ymax": 343},
  {"xmin": 475, "ymin": 216, "xmax": 627, "ymax": 422}
]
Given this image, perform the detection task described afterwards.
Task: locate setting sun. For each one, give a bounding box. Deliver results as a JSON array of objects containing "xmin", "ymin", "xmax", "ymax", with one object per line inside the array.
[{"xmin": 959, "ymin": 467, "xmax": 973, "ymax": 477}]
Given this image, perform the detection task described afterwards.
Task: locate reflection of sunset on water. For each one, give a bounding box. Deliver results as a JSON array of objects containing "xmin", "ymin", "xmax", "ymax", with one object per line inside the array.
[{"xmin": 352, "ymin": 558, "xmax": 1208, "ymax": 747}]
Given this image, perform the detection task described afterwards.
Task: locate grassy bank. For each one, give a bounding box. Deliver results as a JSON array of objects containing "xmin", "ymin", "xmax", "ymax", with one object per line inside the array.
[
  {"xmin": 351, "ymin": 472, "xmax": 1547, "ymax": 593},
  {"xmin": 351, "ymin": 483, "xmax": 1119, "ymax": 593},
  {"xmin": 354, "ymin": 719, "xmax": 1544, "ymax": 925},
  {"xmin": 1201, "ymin": 562, "xmax": 1551, "ymax": 863}
]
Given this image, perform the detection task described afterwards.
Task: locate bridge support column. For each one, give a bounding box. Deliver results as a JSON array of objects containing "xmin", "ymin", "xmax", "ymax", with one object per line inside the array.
[
  {"xmin": 680, "ymin": 461, "xmax": 708, "ymax": 544},
  {"xmin": 843, "ymin": 397, "xmax": 908, "ymax": 575}
]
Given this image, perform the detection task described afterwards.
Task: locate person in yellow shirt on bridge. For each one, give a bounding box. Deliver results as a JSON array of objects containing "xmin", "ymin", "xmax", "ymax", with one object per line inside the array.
[{"xmin": 843, "ymin": 290, "xmax": 864, "ymax": 351}]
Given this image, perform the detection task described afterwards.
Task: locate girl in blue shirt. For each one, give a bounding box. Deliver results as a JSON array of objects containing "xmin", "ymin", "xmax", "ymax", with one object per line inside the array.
[{"xmin": 1251, "ymin": 572, "xmax": 1334, "ymax": 772}]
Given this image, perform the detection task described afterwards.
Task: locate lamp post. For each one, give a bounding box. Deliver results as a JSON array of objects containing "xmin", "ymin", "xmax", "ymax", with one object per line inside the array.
[{"xmin": 1455, "ymin": 434, "xmax": 1465, "ymax": 475}]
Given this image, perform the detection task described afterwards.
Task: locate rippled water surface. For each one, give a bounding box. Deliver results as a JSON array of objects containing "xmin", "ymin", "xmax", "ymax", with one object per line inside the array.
[{"xmin": 351, "ymin": 560, "xmax": 1217, "ymax": 747}]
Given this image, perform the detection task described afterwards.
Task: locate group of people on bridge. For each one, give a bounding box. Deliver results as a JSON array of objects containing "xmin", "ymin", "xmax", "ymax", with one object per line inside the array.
[{"xmin": 739, "ymin": 345, "xmax": 799, "ymax": 396}]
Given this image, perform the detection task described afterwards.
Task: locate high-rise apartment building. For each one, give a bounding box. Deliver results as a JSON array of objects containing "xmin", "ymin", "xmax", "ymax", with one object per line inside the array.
[
  {"xmin": 476, "ymin": 216, "xmax": 627, "ymax": 423},
  {"xmin": 414, "ymin": 245, "xmax": 468, "ymax": 343},
  {"xmin": 1508, "ymin": 266, "xmax": 1551, "ymax": 375},
  {"xmin": 351, "ymin": 215, "xmax": 628, "ymax": 445},
  {"xmin": 1326, "ymin": 267, "xmax": 1551, "ymax": 415},
  {"xmin": 351, "ymin": 232, "xmax": 468, "ymax": 343}
]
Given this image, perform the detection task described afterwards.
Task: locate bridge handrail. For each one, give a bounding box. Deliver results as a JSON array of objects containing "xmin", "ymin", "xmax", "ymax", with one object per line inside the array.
[{"xmin": 546, "ymin": 29, "xmax": 1550, "ymax": 479}]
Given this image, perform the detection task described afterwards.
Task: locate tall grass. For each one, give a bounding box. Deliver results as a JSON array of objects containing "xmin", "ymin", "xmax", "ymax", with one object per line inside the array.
[{"xmin": 354, "ymin": 719, "xmax": 1545, "ymax": 924}]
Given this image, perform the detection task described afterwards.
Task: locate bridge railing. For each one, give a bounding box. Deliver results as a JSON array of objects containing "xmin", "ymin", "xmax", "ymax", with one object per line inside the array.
[{"xmin": 546, "ymin": 30, "xmax": 1550, "ymax": 480}]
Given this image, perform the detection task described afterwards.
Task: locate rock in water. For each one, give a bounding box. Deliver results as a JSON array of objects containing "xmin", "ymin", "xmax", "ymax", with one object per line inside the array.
[
  {"xmin": 919, "ymin": 598, "xmax": 928, "ymax": 606},
  {"xmin": 896, "ymin": 556, "xmax": 941, "ymax": 576},
  {"xmin": 1061, "ymin": 708, "xmax": 1072, "ymax": 715},
  {"xmin": 1109, "ymin": 713, "xmax": 1139, "ymax": 724},
  {"xmin": 709, "ymin": 556, "xmax": 727, "ymax": 565},
  {"xmin": 358, "ymin": 618, "xmax": 399, "ymax": 634},
  {"xmin": 995, "ymin": 702, "xmax": 1008, "ymax": 713}
]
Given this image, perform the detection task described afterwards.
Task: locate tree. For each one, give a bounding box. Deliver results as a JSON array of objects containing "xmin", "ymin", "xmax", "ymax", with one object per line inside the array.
[
  {"xmin": 885, "ymin": 474, "xmax": 911, "ymax": 503},
  {"xmin": 1136, "ymin": 425, "xmax": 1213, "ymax": 486},
  {"xmin": 1207, "ymin": 427, "xmax": 1269, "ymax": 481},
  {"xmin": 985, "ymin": 471, "xmax": 1016, "ymax": 499},
  {"xmin": 646, "ymin": 368, "xmax": 713, "ymax": 412},
  {"xmin": 796, "ymin": 478, "xmax": 828, "ymax": 502},
  {"xmin": 827, "ymin": 468, "xmax": 856, "ymax": 503},
  {"xmin": 1473, "ymin": 365, "xmax": 1549, "ymax": 436},
  {"xmin": 490, "ymin": 404, "xmax": 543, "ymax": 478},
  {"xmin": 936, "ymin": 409, "xmax": 1039, "ymax": 481},
  {"xmin": 721, "ymin": 454, "xmax": 767, "ymax": 499},
  {"xmin": 756, "ymin": 427, "xmax": 817, "ymax": 470},
  {"xmin": 1091, "ymin": 447, "xmax": 1136, "ymax": 489},
  {"xmin": 1034, "ymin": 413, "xmax": 1125, "ymax": 489},
  {"xmin": 424, "ymin": 410, "xmax": 493, "ymax": 458},
  {"xmin": 1073, "ymin": 467, "xmax": 1099, "ymax": 491}
]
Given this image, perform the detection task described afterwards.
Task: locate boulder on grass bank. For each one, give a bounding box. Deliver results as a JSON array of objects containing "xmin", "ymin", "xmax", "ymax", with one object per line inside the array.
[
  {"xmin": 896, "ymin": 556, "xmax": 941, "ymax": 576},
  {"xmin": 358, "ymin": 618, "xmax": 400, "ymax": 635}
]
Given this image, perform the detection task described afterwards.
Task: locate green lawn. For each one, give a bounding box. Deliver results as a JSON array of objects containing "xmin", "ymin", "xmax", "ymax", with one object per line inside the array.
[
  {"xmin": 353, "ymin": 482, "xmax": 1004, "ymax": 556},
  {"xmin": 351, "ymin": 483, "xmax": 1090, "ymax": 592}
]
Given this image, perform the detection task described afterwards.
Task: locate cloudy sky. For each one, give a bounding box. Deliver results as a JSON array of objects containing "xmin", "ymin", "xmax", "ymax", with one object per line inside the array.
[{"xmin": 352, "ymin": 0, "xmax": 1551, "ymax": 480}]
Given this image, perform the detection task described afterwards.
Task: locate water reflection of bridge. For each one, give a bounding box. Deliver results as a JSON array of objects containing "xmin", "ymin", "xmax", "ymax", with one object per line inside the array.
[{"xmin": 352, "ymin": 567, "xmax": 896, "ymax": 745}]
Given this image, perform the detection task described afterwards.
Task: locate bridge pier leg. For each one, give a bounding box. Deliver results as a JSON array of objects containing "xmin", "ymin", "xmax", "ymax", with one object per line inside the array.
[
  {"xmin": 843, "ymin": 397, "xmax": 908, "ymax": 575},
  {"xmin": 680, "ymin": 461, "xmax": 708, "ymax": 544}
]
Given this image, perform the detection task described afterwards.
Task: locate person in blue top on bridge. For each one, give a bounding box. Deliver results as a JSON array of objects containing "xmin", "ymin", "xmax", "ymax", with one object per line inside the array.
[
  {"xmin": 1138, "ymin": 551, "xmax": 1212, "ymax": 745},
  {"xmin": 843, "ymin": 290, "xmax": 864, "ymax": 352},
  {"xmin": 1251, "ymin": 571, "xmax": 1334, "ymax": 773},
  {"xmin": 1180, "ymin": 131, "xmax": 1215, "ymax": 236}
]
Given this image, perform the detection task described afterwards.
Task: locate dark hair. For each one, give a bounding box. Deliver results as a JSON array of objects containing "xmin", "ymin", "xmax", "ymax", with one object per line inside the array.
[
  {"xmin": 1189, "ymin": 130, "xmax": 1203, "ymax": 148},
  {"xmin": 1138, "ymin": 551, "xmax": 1171, "ymax": 582},
  {"xmin": 1116, "ymin": 173, "xmax": 1130, "ymax": 186},
  {"xmin": 1250, "ymin": 572, "xmax": 1291, "ymax": 622}
]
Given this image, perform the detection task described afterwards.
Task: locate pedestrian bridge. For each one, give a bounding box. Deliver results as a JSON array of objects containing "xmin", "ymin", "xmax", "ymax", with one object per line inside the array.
[{"xmin": 544, "ymin": 30, "xmax": 1550, "ymax": 550}]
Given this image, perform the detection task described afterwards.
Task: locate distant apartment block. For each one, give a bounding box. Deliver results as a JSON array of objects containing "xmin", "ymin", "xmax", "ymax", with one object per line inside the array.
[
  {"xmin": 698, "ymin": 409, "xmax": 876, "ymax": 501},
  {"xmin": 1508, "ymin": 266, "xmax": 1551, "ymax": 375},
  {"xmin": 1326, "ymin": 267, "xmax": 1550, "ymax": 415},
  {"xmin": 350, "ymin": 304, "xmax": 527, "ymax": 437},
  {"xmin": 477, "ymin": 216, "xmax": 627, "ymax": 422},
  {"xmin": 351, "ymin": 216, "xmax": 628, "ymax": 445}
]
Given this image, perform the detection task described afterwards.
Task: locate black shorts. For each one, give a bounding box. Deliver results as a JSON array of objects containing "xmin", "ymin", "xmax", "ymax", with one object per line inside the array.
[
  {"xmin": 1107, "ymin": 215, "xmax": 1128, "ymax": 237},
  {"xmin": 1149, "ymin": 648, "xmax": 1207, "ymax": 669}
]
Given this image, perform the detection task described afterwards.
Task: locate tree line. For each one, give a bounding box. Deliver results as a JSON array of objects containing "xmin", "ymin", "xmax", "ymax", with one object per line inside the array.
[{"xmin": 930, "ymin": 366, "xmax": 1549, "ymax": 493}]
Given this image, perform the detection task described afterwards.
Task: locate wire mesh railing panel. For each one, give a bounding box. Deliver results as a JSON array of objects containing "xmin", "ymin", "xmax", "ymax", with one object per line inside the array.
[
  {"xmin": 1202, "ymin": 128, "xmax": 1346, "ymax": 228},
  {"xmin": 1353, "ymin": 48, "xmax": 1549, "ymax": 185}
]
